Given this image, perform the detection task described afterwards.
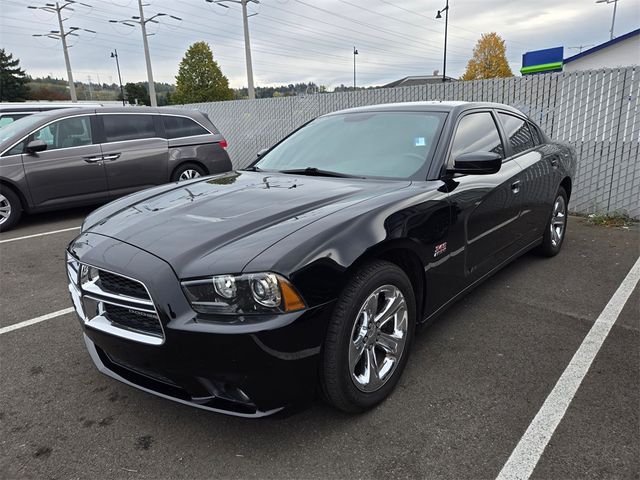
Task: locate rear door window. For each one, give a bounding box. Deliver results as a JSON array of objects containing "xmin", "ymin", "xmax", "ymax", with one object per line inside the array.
[
  {"xmin": 498, "ymin": 113, "xmax": 535, "ymax": 155},
  {"xmin": 102, "ymin": 114, "xmax": 156, "ymax": 142},
  {"xmin": 163, "ymin": 116, "xmax": 209, "ymax": 138},
  {"xmin": 449, "ymin": 112, "xmax": 504, "ymax": 163},
  {"xmin": 31, "ymin": 116, "xmax": 93, "ymax": 151}
]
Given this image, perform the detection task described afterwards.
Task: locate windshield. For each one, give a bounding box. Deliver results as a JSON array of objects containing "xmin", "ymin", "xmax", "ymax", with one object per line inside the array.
[
  {"xmin": 0, "ymin": 113, "xmax": 47, "ymax": 144},
  {"xmin": 255, "ymin": 111, "xmax": 446, "ymax": 179}
]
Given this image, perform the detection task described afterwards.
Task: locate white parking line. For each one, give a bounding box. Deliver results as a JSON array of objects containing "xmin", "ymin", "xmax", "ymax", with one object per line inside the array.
[
  {"xmin": 496, "ymin": 255, "xmax": 640, "ymax": 480},
  {"xmin": 0, "ymin": 226, "xmax": 80, "ymax": 244},
  {"xmin": 0, "ymin": 308, "xmax": 74, "ymax": 335}
]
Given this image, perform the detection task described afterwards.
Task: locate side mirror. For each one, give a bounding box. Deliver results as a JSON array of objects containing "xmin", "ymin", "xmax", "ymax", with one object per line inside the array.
[
  {"xmin": 26, "ymin": 140, "xmax": 48, "ymax": 154},
  {"xmin": 450, "ymin": 151, "xmax": 502, "ymax": 175},
  {"xmin": 257, "ymin": 148, "xmax": 269, "ymax": 158}
]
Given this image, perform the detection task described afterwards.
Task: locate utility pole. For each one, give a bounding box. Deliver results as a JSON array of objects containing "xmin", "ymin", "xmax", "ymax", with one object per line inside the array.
[
  {"xmin": 110, "ymin": 4, "xmax": 181, "ymax": 107},
  {"xmin": 595, "ymin": 0, "xmax": 619, "ymax": 40},
  {"xmin": 353, "ymin": 47, "xmax": 358, "ymax": 89},
  {"xmin": 57, "ymin": 3, "xmax": 77, "ymax": 102},
  {"xmin": 138, "ymin": 0, "xmax": 156, "ymax": 107},
  {"xmin": 436, "ymin": 0, "xmax": 449, "ymax": 83},
  {"xmin": 206, "ymin": 0, "xmax": 258, "ymax": 99},
  {"xmin": 28, "ymin": 1, "xmax": 94, "ymax": 103},
  {"xmin": 241, "ymin": 0, "xmax": 256, "ymax": 99},
  {"xmin": 87, "ymin": 75, "xmax": 93, "ymax": 100},
  {"xmin": 111, "ymin": 49, "xmax": 125, "ymax": 106}
]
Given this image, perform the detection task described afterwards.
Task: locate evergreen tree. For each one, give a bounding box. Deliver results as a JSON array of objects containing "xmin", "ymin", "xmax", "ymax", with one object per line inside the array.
[
  {"xmin": 0, "ymin": 49, "xmax": 29, "ymax": 101},
  {"xmin": 172, "ymin": 42, "xmax": 233, "ymax": 104},
  {"xmin": 124, "ymin": 82, "xmax": 150, "ymax": 106}
]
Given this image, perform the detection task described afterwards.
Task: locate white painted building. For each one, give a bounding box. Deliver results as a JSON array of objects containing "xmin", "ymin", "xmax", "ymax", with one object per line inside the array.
[{"xmin": 563, "ymin": 29, "xmax": 639, "ymax": 72}]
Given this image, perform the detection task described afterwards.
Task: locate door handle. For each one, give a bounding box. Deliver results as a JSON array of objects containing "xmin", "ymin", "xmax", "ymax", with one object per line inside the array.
[
  {"xmin": 511, "ymin": 180, "xmax": 521, "ymax": 194},
  {"xmin": 102, "ymin": 153, "xmax": 121, "ymax": 161},
  {"xmin": 83, "ymin": 156, "xmax": 103, "ymax": 163}
]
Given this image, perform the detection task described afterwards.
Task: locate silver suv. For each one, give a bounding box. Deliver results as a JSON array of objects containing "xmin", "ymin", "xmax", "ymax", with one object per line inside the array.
[{"xmin": 0, "ymin": 107, "xmax": 232, "ymax": 231}]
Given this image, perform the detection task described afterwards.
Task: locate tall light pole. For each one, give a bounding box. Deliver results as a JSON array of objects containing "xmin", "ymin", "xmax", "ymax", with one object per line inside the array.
[
  {"xmin": 596, "ymin": 0, "xmax": 619, "ymax": 40},
  {"xmin": 110, "ymin": 3, "xmax": 181, "ymax": 107},
  {"xmin": 353, "ymin": 46, "xmax": 358, "ymax": 89},
  {"xmin": 111, "ymin": 50, "xmax": 125, "ymax": 106},
  {"xmin": 206, "ymin": 0, "xmax": 258, "ymax": 99},
  {"xmin": 28, "ymin": 1, "xmax": 93, "ymax": 103},
  {"xmin": 436, "ymin": 0, "xmax": 449, "ymax": 83}
]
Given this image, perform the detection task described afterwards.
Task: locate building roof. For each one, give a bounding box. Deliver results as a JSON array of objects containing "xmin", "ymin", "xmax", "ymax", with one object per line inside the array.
[
  {"xmin": 564, "ymin": 28, "xmax": 640, "ymax": 64},
  {"xmin": 383, "ymin": 75, "xmax": 457, "ymax": 88}
]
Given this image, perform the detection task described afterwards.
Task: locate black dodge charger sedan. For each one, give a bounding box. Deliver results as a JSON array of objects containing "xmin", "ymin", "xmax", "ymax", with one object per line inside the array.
[{"xmin": 67, "ymin": 101, "xmax": 575, "ymax": 417}]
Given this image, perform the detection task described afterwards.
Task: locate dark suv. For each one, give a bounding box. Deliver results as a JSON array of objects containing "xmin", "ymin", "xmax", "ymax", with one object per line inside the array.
[{"xmin": 0, "ymin": 107, "xmax": 231, "ymax": 231}]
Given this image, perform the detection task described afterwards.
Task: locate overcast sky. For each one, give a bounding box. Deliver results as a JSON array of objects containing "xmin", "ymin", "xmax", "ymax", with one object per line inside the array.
[{"xmin": 1, "ymin": 0, "xmax": 638, "ymax": 89}]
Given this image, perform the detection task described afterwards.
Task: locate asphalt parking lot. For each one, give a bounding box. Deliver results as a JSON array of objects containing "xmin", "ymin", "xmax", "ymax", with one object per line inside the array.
[{"xmin": 1, "ymin": 209, "xmax": 638, "ymax": 479}]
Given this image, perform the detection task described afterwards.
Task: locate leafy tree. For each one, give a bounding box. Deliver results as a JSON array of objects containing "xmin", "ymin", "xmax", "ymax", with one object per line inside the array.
[
  {"xmin": 461, "ymin": 33, "xmax": 513, "ymax": 81},
  {"xmin": 0, "ymin": 49, "xmax": 29, "ymax": 101},
  {"xmin": 172, "ymin": 42, "xmax": 233, "ymax": 104},
  {"xmin": 124, "ymin": 82, "xmax": 150, "ymax": 106}
]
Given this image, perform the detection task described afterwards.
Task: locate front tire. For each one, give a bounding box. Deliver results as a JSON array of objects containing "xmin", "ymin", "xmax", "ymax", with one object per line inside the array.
[
  {"xmin": 320, "ymin": 260, "xmax": 416, "ymax": 413},
  {"xmin": 536, "ymin": 186, "xmax": 568, "ymax": 257},
  {"xmin": 0, "ymin": 187, "xmax": 22, "ymax": 232}
]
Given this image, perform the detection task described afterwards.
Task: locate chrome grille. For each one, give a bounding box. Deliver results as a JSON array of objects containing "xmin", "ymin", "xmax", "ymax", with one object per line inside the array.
[
  {"xmin": 103, "ymin": 304, "xmax": 163, "ymax": 336},
  {"xmin": 67, "ymin": 253, "xmax": 164, "ymax": 345},
  {"xmin": 99, "ymin": 270, "xmax": 149, "ymax": 299}
]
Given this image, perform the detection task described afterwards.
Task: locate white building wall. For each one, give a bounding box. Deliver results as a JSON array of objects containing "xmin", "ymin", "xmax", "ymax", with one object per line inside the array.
[{"xmin": 564, "ymin": 35, "xmax": 639, "ymax": 71}]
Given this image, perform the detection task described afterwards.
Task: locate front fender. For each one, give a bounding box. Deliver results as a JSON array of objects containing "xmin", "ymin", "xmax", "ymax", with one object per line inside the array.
[{"xmin": 244, "ymin": 183, "xmax": 450, "ymax": 307}]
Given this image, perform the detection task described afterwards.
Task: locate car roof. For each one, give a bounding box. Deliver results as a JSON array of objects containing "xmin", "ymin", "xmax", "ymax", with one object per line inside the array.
[
  {"xmin": 5, "ymin": 106, "xmax": 204, "ymax": 121},
  {"xmin": 324, "ymin": 101, "xmax": 527, "ymax": 117},
  {"xmin": 0, "ymin": 102, "xmax": 103, "ymax": 113}
]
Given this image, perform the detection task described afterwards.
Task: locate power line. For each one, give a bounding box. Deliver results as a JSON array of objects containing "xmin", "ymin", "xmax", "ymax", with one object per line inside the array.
[{"xmin": 376, "ymin": 0, "xmax": 530, "ymax": 47}]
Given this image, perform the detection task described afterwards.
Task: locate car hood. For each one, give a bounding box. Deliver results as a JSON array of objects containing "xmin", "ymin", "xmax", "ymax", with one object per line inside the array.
[{"xmin": 85, "ymin": 171, "xmax": 411, "ymax": 278}]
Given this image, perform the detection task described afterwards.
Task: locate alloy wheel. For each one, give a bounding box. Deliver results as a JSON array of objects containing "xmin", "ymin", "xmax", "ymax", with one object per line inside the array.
[
  {"xmin": 0, "ymin": 194, "xmax": 11, "ymax": 226},
  {"xmin": 348, "ymin": 284, "xmax": 408, "ymax": 393},
  {"xmin": 178, "ymin": 169, "xmax": 201, "ymax": 181},
  {"xmin": 550, "ymin": 195, "xmax": 566, "ymax": 247}
]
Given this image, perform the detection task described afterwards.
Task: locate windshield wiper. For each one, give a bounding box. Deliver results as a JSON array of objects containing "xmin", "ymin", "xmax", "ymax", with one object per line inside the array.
[
  {"xmin": 278, "ymin": 167, "xmax": 364, "ymax": 179},
  {"xmin": 241, "ymin": 165, "xmax": 262, "ymax": 172}
]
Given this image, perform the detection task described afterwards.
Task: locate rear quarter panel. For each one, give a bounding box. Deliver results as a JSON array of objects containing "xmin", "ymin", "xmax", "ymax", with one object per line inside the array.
[{"xmin": 168, "ymin": 136, "xmax": 232, "ymax": 176}]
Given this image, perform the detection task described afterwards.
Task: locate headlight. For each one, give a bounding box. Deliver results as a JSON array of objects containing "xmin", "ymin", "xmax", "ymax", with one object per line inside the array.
[{"xmin": 181, "ymin": 272, "xmax": 305, "ymax": 315}]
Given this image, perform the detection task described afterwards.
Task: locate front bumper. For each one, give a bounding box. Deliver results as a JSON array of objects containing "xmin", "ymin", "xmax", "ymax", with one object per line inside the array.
[{"xmin": 68, "ymin": 232, "xmax": 333, "ymax": 417}]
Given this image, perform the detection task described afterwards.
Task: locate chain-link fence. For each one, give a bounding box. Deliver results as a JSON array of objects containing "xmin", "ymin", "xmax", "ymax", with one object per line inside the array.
[{"xmin": 177, "ymin": 67, "xmax": 639, "ymax": 218}]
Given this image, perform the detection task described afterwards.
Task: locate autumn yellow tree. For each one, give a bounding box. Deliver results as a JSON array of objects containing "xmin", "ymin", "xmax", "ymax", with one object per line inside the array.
[{"xmin": 461, "ymin": 33, "xmax": 513, "ymax": 80}]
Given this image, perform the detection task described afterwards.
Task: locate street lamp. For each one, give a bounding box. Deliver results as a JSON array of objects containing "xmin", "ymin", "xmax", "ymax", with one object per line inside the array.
[
  {"xmin": 111, "ymin": 50, "xmax": 125, "ymax": 106},
  {"xmin": 596, "ymin": 0, "xmax": 619, "ymax": 40},
  {"xmin": 436, "ymin": 0, "xmax": 449, "ymax": 83},
  {"xmin": 353, "ymin": 46, "xmax": 358, "ymax": 89}
]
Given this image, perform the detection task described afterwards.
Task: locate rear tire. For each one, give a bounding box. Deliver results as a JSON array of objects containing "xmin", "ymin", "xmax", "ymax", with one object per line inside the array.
[
  {"xmin": 320, "ymin": 260, "xmax": 416, "ymax": 413},
  {"xmin": 0, "ymin": 187, "xmax": 22, "ymax": 232},
  {"xmin": 536, "ymin": 186, "xmax": 568, "ymax": 257},
  {"xmin": 171, "ymin": 163, "xmax": 206, "ymax": 182}
]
